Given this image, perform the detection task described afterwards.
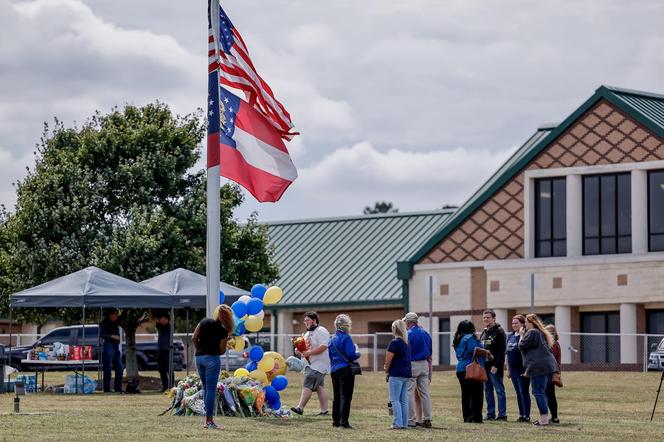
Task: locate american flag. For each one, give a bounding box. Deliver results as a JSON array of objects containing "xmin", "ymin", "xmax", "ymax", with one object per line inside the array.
[{"xmin": 208, "ymin": 1, "xmax": 296, "ymax": 140}]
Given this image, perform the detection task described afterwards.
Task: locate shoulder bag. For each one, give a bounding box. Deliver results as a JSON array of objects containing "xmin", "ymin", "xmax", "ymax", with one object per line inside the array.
[
  {"xmin": 465, "ymin": 356, "xmax": 488, "ymax": 383},
  {"xmin": 332, "ymin": 337, "xmax": 362, "ymax": 376},
  {"xmin": 551, "ymin": 371, "xmax": 563, "ymax": 388}
]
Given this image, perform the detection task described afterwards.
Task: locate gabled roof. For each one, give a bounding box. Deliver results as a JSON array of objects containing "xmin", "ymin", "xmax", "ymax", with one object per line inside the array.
[
  {"xmin": 402, "ymin": 85, "xmax": 664, "ymax": 273},
  {"xmin": 266, "ymin": 210, "xmax": 455, "ymax": 309}
]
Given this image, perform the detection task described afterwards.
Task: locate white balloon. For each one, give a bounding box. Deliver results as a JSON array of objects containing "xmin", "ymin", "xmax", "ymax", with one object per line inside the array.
[
  {"xmin": 239, "ymin": 295, "xmax": 252, "ymax": 304},
  {"xmin": 255, "ymin": 310, "xmax": 265, "ymax": 320}
]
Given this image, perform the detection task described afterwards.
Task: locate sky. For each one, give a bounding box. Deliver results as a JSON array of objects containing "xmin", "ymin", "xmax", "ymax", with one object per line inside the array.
[{"xmin": 2, "ymin": 0, "xmax": 664, "ymax": 222}]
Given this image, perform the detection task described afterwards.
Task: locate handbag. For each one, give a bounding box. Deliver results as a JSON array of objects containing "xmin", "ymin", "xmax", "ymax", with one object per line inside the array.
[
  {"xmin": 551, "ymin": 371, "xmax": 563, "ymax": 388},
  {"xmin": 332, "ymin": 338, "xmax": 362, "ymax": 376},
  {"xmin": 465, "ymin": 356, "xmax": 488, "ymax": 383}
]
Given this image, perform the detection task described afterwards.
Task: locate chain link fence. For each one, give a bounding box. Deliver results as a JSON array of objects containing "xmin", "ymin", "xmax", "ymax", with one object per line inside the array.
[{"xmin": 3, "ymin": 331, "xmax": 664, "ymax": 372}]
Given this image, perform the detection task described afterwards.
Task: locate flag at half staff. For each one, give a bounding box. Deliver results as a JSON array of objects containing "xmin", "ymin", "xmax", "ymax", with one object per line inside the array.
[
  {"xmin": 207, "ymin": 1, "xmax": 297, "ymax": 202},
  {"xmin": 208, "ymin": 1, "xmax": 297, "ymax": 140}
]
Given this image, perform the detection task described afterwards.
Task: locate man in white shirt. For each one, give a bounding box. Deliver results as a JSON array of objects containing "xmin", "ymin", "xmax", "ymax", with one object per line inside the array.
[{"xmin": 291, "ymin": 311, "xmax": 331, "ymax": 415}]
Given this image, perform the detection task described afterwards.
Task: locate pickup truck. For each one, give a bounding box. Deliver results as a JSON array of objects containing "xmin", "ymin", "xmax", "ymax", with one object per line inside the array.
[
  {"xmin": 648, "ymin": 338, "xmax": 664, "ymax": 371},
  {"xmin": 4, "ymin": 325, "xmax": 185, "ymax": 372}
]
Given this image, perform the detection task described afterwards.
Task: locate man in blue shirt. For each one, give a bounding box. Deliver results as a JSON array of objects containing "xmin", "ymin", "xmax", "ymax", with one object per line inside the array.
[{"xmin": 403, "ymin": 312, "xmax": 432, "ymax": 428}]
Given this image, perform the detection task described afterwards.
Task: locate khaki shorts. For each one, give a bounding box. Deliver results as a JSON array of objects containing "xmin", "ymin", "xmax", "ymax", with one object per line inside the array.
[{"xmin": 303, "ymin": 366, "xmax": 325, "ymax": 390}]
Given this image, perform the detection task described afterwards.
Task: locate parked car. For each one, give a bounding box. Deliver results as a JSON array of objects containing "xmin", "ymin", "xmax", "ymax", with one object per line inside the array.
[
  {"xmin": 3, "ymin": 325, "xmax": 185, "ymax": 372},
  {"xmin": 648, "ymin": 338, "xmax": 664, "ymax": 371}
]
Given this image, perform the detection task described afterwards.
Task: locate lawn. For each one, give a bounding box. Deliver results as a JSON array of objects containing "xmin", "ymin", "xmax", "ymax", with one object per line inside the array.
[{"xmin": 1, "ymin": 371, "xmax": 663, "ymax": 441}]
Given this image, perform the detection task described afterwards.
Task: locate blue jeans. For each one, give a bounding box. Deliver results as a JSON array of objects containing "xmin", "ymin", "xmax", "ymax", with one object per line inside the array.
[
  {"xmin": 510, "ymin": 374, "xmax": 531, "ymax": 418},
  {"xmin": 196, "ymin": 355, "xmax": 221, "ymax": 418},
  {"xmin": 388, "ymin": 376, "xmax": 409, "ymax": 428},
  {"xmin": 530, "ymin": 374, "xmax": 549, "ymax": 415},
  {"xmin": 484, "ymin": 371, "xmax": 506, "ymax": 417},
  {"xmin": 102, "ymin": 342, "xmax": 123, "ymax": 392}
]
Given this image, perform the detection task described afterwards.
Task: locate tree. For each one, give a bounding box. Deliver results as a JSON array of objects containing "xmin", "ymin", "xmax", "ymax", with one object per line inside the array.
[
  {"xmin": 0, "ymin": 103, "xmax": 279, "ymax": 385},
  {"xmin": 363, "ymin": 201, "xmax": 398, "ymax": 215}
]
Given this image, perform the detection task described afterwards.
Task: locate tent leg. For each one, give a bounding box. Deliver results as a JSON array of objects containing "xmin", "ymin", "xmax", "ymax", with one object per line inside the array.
[
  {"xmin": 7, "ymin": 307, "xmax": 12, "ymax": 393},
  {"xmin": 168, "ymin": 307, "xmax": 174, "ymax": 389},
  {"xmin": 98, "ymin": 308, "xmax": 102, "ymax": 385},
  {"xmin": 81, "ymin": 305, "xmax": 86, "ymax": 393},
  {"xmin": 185, "ymin": 308, "xmax": 189, "ymax": 376}
]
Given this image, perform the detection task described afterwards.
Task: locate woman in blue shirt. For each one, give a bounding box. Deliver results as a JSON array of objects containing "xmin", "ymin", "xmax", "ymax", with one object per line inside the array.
[
  {"xmin": 328, "ymin": 314, "xmax": 360, "ymax": 429},
  {"xmin": 506, "ymin": 315, "xmax": 531, "ymax": 422},
  {"xmin": 453, "ymin": 320, "xmax": 492, "ymax": 423},
  {"xmin": 384, "ymin": 319, "xmax": 412, "ymax": 429}
]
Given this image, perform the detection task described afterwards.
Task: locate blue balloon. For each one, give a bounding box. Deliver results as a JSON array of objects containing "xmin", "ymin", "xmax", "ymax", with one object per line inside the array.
[
  {"xmin": 263, "ymin": 386, "xmax": 279, "ymax": 404},
  {"xmin": 246, "ymin": 361, "xmax": 257, "ymax": 371},
  {"xmin": 247, "ymin": 298, "xmax": 263, "ymax": 315},
  {"xmin": 249, "ymin": 345, "xmax": 264, "ymax": 362},
  {"xmin": 271, "ymin": 375, "xmax": 288, "ymax": 391},
  {"xmin": 271, "ymin": 400, "xmax": 281, "ymax": 410},
  {"xmin": 231, "ymin": 300, "xmax": 247, "ymax": 318},
  {"xmin": 238, "ymin": 323, "xmax": 246, "ymax": 335},
  {"xmin": 218, "ymin": 289, "xmax": 225, "ymax": 305},
  {"xmin": 250, "ymin": 284, "xmax": 267, "ymax": 300}
]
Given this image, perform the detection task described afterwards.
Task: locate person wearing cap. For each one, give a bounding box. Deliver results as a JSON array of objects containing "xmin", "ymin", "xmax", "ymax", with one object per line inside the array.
[
  {"xmin": 100, "ymin": 308, "xmax": 124, "ymax": 393},
  {"xmin": 403, "ymin": 312, "xmax": 433, "ymax": 428}
]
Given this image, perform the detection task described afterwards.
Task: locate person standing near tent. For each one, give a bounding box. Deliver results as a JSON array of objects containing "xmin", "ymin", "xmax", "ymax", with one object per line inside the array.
[
  {"xmin": 153, "ymin": 310, "xmax": 171, "ymax": 392},
  {"xmin": 100, "ymin": 308, "xmax": 124, "ymax": 393},
  {"xmin": 192, "ymin": 304, "xmax": 234, "ymax": 430}
]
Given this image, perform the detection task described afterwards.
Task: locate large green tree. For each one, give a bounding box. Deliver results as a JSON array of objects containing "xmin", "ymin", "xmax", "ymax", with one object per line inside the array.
[{"xmin": 0, "ymin": 103, "xmax": 278, "ymax": 384}]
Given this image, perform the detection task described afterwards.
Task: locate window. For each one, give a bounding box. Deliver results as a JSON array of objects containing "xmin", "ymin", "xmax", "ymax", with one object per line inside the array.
[
  {"xmin": 40, "ymin": 328, "xmax": 73, "ymax": 345},
  {"xmin": 649, "ymin": 170, "xmax": 664, "ymax": 252},
  {"xmin": 583, "ymin": 173, "xmax": 631, "ymax": 255},
  {"xmin": 580, "ymin": 312, "xmax": 620, "ymax": 364},
  {"xmin": 534, "ymin": 177, "xmax": 566, "ymax": 257},
  {"xmin": 439, "ymin": 318, "xmax": 450, "ymax": 365}
]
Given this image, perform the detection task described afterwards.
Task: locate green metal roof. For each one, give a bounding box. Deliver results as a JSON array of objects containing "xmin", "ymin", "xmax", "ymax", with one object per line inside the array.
[
  {"xmin": 265, "ymin": 210, "xmax": 455, "ymax": 308},
  {"xmin": 402, "ymin": 85, "xmax": 664, "ymax": 273}
]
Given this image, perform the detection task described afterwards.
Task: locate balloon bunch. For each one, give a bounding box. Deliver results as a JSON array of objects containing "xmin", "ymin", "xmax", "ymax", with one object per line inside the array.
[
  {"xmin": 231, "ymin": 284, "xmax": 284, "ymax": 333},
  {"xmin": 232, "ymin": 346, "xmax": 288, "ymax": 410}
]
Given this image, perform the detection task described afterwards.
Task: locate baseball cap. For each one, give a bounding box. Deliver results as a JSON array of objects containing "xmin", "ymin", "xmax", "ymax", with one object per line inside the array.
[{"xmin": 402, "ymin": 312, "xmax": 418, "ymax": 322}]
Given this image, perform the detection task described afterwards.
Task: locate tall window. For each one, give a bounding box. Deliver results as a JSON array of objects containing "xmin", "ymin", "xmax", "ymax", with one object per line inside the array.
[
  {"xmin": 535, "ymin": 177, "xmax": 566, "ymax": 257},
  {"xmin": 649, "ymin": 170, "xmax": 664, "ymax": 252},
  {"xmin": 583, "ymin": 173, "xmax": 631, "ymax": 255},
  {"xmin": 581, "ymin": 312, "xmax": 620, "ymax": 364}
]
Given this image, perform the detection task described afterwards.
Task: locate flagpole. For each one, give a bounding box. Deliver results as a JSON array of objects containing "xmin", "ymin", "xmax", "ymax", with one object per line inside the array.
[{"xmin": 206, "ymin": 0, "xmax": 221, "ymax": 318}]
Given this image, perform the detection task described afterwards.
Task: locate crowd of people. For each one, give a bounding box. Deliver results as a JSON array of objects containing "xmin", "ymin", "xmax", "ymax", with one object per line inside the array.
[
  {"xmin": 453, "ymin": 310, "xmax": 562, "ymax": 426},
  {"xmin": 101, "ymin": 306, "xmax": 562, "ymax": 430}
]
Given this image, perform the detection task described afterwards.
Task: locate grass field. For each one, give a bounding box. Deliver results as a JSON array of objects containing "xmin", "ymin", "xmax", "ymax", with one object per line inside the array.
[{"xmin": 1, "ymin": 370, "xmax": 664, "ymax": 441}]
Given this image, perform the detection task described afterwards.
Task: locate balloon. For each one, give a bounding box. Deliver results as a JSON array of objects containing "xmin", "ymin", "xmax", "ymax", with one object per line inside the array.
[
  {"xmin": 263, "ymin": 286, "xmax": 283, "ymax": 305},
  {"xmin": 263, "ymin": 351, "xmax": 287, "ymax": 381},
  {"xmin": 271, "ymin": 375, "xmax": 288, "ymax": 391},
  {"xmin": 263, "ymin": 386, "xmax": 279, "ymax": 404},
  {"xmin": 249, "ymin": 345, "xmax": 264, "ymax": 362},
  {"xmin": 234, "ymin": 336, "xmax": 246, "ymax": 352},
  {"xmin": 247, "ymin": 298, "xmax": 264, "ymax": 315},
  {"xmin": 231, "ymin": 300, "xmax": 247, "ymax": 318},
  {"xmin": 245, "ymin": 315, "xmax": 264, "ymax": 332},
  {"xmin": 249, "ymin": 369, "xmax": 268, "ymax": 386},
  {"xmin": 258, "ymin": 356, "xmax": 275, "ymax": 372},
  {"xmin": 246, "ymin": 361, "xmax": 258, "ymax": 371},
  {"xmin": 234, "ymin": 368, "xmax": 249, "ymax": 377},
  {"xmin": 233, "ymin": 316, "xmax": 245, "ymax": 336},
  {"xmin": 218, "ymin": 289, "xmax": 225, "ymax": 304},
  {"xmin": 255, "ymin": 310, "xmax": 265, "ymax": 320},
  {"xmin": 250, "ymin": 284, "xmax": 267, "ymax": 300},
  {"xmin": 271, "ymin": 400, "xmax": 281, "ymax": 410},
  {"xmin": 239, "ymin": 295, "xmax": 252, "ymax": 304}
]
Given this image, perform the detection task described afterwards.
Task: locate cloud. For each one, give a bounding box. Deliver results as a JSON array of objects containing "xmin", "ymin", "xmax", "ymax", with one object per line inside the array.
[{"xmin": 0, "ymin": 146, "xmax": 36, "ymax": 211}]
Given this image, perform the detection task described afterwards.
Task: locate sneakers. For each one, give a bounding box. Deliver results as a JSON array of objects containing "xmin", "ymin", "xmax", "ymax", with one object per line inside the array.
[
  {"xmin": 423, "ymin": 420, "xmax": 432, "ymax": 428},
  {"xmin": 551, "ymin": 418, "xmax": 560, "ymax": 424},
  {"xmin": 204, "ymin": 421, "xmax": 219, "ymax": 430},
  {"xmin": 290, "ymin": 407, "xmax": 303, "ymax": 415},
  {"xmin": 517, "ymin": 416, "xmax": 531, "ymax": 422},
  {"xmin": 495, "ymin": 415, "xmax": 508, "ymax": 421},
  {"xmin": 317, "ymin": 411, "xmax": 329, "ymax": 416},
  {"xmin": 484, "ymin": 415, "xmax": 496, "ymax": 421}
]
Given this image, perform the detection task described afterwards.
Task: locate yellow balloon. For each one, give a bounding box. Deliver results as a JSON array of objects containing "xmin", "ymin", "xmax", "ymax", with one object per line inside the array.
[
  {"xmin": 233, "ymin": 336, "xmax": 246, "ymax": 352},
  {"xmin": 263, "ymin": 286, "xmax": 283, "ymax": 305},
  {"xmin": 245, "ymin": 315, "xmax": 264, "ymax": 332},
  {"xmin": 249, "ymin": 369, "xmax": 269, "ymax": 386},
  {"xmin": 263, "ymin": 352, "xmax": 287, "ymax": 381},
  {"xmin": 234, "ymin": 368, "xmax": 249, "ymax": 377},
  {"xmin": 258, "ymin": 356, "xmax": 275, "ymax": 372}
]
